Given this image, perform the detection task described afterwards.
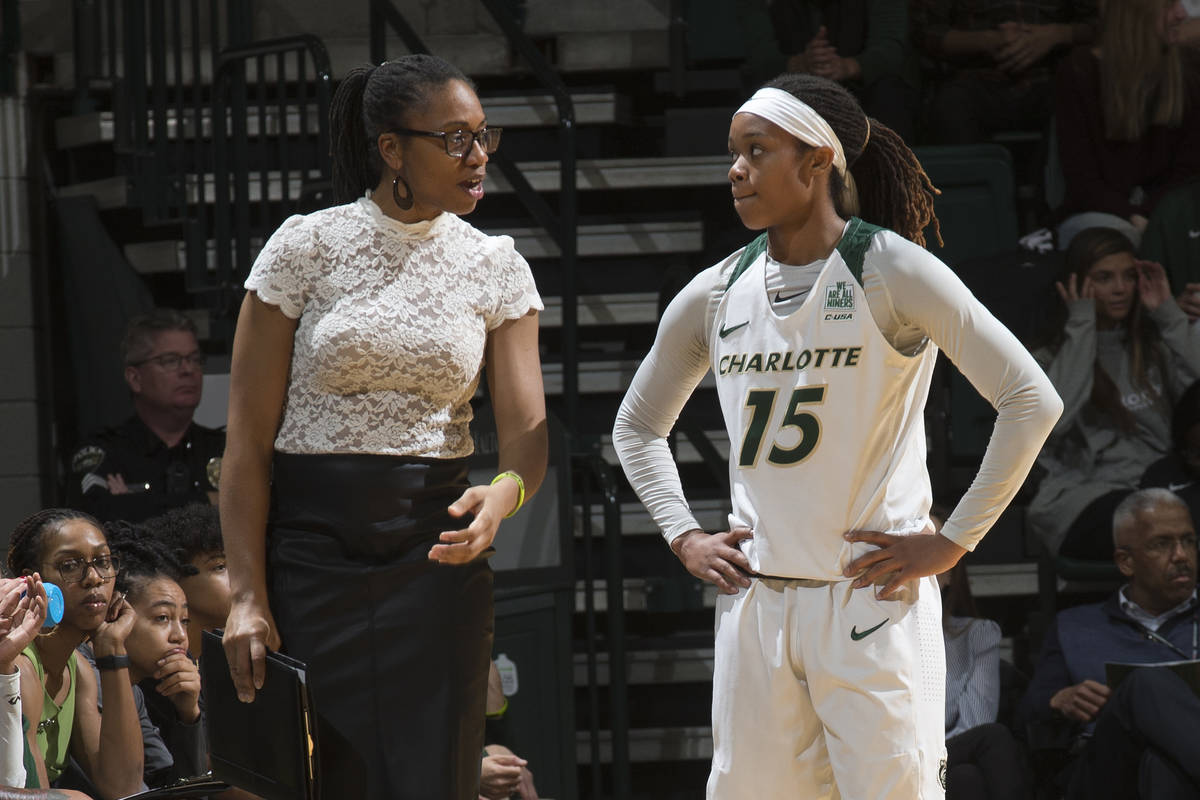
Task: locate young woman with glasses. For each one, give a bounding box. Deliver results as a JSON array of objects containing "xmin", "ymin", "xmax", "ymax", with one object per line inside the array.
[
  {"xmin": 219, "ymin": 54, "xmax": 547, "ymax": 799},
  {"xmin": 612, "ymin": 73, "xmax": 1061, "ymax": 798},
  {"xmin": 7, "ymin": 508, "xmax": 143, "ymax": 797}
]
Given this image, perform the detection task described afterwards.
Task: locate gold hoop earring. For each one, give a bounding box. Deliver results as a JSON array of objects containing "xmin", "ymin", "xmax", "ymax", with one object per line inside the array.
[{"xmin": 392, "ymin": 174, "xmax": 414, "ymax": 211}]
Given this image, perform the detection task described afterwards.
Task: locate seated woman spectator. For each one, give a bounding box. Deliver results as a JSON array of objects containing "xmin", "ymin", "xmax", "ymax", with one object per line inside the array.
[
  {"xmin": 7, "ymin": 510, "xmax": 143, "ymax": 798},
  {"xmin": 934, "ymin": 512, "xmax": 1032, "ymax": 800},
  {"xmin": 1140, "ymin": 379, "xmax": 1200, "ymax": 524},
  {"xmin": 140, "ymin": 504, "xmax": 229, "ymax": 656},
  {"xmin": 1055, "ymin": 0, "xmax": 1200, "ymax": 249},
  {"xmin": 1028, "ymin": 227, "xmax": 1200, "ymax": 559},
  {"xmin": 103, "ymin": 525, "xmax": 205, "ymax": 788}
]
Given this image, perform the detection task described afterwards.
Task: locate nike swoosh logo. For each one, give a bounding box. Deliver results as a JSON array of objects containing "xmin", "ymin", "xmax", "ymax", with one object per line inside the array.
[
  {"xmin": 719, "ymin": 321, "xmax": 749, "ymax": 338},
  {"xmin": 1168, "ymin": 482, "xmax": 1194, "ymax": 492},
  {"xmin": 850, "ymin": 618, "xmax": 889, "ymax": 641},
  {"xmin": 774, "ymin": 291, "xmax": 804, "ymax": 303},
  {"xmin": 1189, "ymin": 230, "xmax": 1200, "ymax": 239}
]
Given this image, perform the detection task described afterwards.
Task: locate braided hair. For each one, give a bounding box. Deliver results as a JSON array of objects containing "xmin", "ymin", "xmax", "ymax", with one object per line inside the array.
[
  {"xmin": 139, "ymin": 503, "xmax": 222, "ymax": 577},
  {"xmin": 104, "ymin": 521, "xmax": 187, "ymax": 605},
  {"xmin": 330, "ymin": 55, "xmax": 474, "ymax": 204},
  {"xmin": 762, "ymin": 74, "xmax": 941, "ymax": 248},
  {"xmin": 7, "ymin": 508, "xmax": 103, "ymax": 577}
]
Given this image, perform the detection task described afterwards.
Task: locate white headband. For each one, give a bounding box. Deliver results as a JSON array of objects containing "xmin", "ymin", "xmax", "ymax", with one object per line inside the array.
[{"xmin": 735, "ymin": 87, "xmax": 846, "ymax": 174}]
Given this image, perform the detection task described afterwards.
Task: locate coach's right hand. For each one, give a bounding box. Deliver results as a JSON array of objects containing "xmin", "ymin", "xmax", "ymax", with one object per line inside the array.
[
  {"xmin": 671, "ymin": 528, "xmax": 754, "ymax": 594},
  {"xmin": 224, "ymin": 595, "xmax": 281, "ymax": 703}
]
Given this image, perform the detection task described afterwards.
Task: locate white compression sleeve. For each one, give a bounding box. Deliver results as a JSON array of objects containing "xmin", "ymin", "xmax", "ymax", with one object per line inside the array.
[{"xmin": 0, "ymin": 668, "xmax": 25, "ymax": 788}]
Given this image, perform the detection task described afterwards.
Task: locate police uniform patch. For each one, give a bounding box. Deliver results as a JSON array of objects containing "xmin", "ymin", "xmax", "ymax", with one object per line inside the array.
[
  {"xmin": 71, "ymin": 446, "xmax": 106, "ymax": 474},
  {"xmin": 206, "ymin": 456, "xmax": 222, "ymax": 490}
]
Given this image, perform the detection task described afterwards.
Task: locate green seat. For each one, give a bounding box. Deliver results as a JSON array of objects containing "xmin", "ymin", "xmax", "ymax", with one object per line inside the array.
[{"xmin": 914, "ymin": 144, "xmax": 1020, "ymax": 269}]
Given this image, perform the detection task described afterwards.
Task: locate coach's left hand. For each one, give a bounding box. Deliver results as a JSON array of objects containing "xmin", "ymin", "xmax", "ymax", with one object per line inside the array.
[{"xmin": 842, "ymin": 527, "xmax": 967, "ymax": 599}]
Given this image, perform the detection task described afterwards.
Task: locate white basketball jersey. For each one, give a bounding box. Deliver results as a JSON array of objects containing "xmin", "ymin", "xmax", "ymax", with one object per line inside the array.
[{"xmin": 712, "ymin": 220, "xmax": 938, "ymax": 580}]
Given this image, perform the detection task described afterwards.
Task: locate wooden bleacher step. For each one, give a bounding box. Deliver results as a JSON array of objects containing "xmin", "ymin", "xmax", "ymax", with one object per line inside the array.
[
  {"xmin": 571, "ymin": 564, "xmax": 1039, "ymax": 612},
  {"xmin": 54, "ymin": 91, "xmax": 627, "ymax": 149},
  {"xmin": 540, "ymin": 293, "xmax": 658, "ymax": 327},
  {"xmin": 576, "ymin": 727, "xmax": 711, "ymax": 765},
  {"xmin": 572, "ymin": 649, "xmax": 714, "ymax": 687},
  {"xmin": 122, "ymin": 219, "xmax": 702, "ymax": 275},
  {"xmin": 60, "ymin": 155, "xmax": 725, "ymax": 210}
]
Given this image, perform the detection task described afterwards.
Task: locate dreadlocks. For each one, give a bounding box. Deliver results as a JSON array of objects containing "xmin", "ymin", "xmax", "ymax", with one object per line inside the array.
[
  {"xmin": 329, "ymin": 55, "xmax": 474, "ymax": 204},
  {"xmin": 762, "ymin": 73, "xmax": 942, "ymax": 248},
  {"xmin": 7, "ymin": 508, "xmax": 102, "ymax": 577},
  {"xmin": 139, "ymin": 503, "xmax": 222, "ymax": 577}
]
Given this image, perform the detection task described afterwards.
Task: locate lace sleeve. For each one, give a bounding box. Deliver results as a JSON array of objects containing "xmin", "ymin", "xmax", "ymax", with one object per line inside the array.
[
  {"xmin": 482, "ymin": 234, "xmax": 543, "ymax": 330},
  {"xmin": 245, "ymin": 214, "xmax": 319, "ymax": 319}
]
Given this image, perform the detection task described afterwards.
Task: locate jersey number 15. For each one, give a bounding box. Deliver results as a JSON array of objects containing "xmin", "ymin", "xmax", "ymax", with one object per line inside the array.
[{"xmin": 738, "ymin": 385, "xmax": 827, "ymax": 468}]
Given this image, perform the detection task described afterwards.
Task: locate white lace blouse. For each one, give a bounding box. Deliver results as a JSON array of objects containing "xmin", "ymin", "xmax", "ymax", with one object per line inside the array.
[{"xmin": 245, "ymin": 196, "xmax": 543, "ymax": 458}]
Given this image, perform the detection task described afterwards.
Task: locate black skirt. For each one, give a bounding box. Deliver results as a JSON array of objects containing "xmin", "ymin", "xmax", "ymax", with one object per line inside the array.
[{"xmin": 268, "ymin": 451, "xmax": 494, "ymax": 800}]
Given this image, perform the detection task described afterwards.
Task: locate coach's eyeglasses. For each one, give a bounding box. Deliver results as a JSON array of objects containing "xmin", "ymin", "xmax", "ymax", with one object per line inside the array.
[{"xmin": 391, "ymin": 126, "xmax": 502, "ymax": 158}]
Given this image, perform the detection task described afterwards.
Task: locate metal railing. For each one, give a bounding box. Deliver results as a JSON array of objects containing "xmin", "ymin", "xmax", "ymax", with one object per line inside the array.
[
  {"xmin": 576, "ymin": 451, "xmax": 631, "ymax": 799},
  {"xmin": 71, "ymin": 0, "xmax": 253, "ymax": 223},
  {"xmin": 369, "ymin": 0, "xmax": 580, "ymax": 435},
  {"xmin": 196, "ymin": 35, "xmax": 332, "ymax": 334}
]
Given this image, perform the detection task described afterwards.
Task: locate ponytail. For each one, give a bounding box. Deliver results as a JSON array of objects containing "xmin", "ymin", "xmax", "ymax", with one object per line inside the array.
[
  {"xmin": 850, "ymin": 118, "xmax": 942, "ymax": 249},
  {"xmin": 330, "ymin": 66, "xmax": 376, "ymax": 204}
]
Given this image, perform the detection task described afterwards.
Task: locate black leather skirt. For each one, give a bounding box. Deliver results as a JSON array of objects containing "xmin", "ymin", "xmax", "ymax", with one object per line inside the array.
[{"xmin": 268, "ymin": 451, "xmax": 493, "ymax": 800}]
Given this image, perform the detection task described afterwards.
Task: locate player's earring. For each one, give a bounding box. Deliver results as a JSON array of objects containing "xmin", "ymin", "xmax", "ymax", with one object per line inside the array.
[{"xmin": 392, "ymin": 174, "xmax": 414, "ymax": 211}]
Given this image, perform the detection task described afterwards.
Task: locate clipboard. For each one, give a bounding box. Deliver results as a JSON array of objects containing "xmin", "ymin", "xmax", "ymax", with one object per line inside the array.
[{"xmin": 200, "ymin": 629, "xmax": 320, "ymax": 800}]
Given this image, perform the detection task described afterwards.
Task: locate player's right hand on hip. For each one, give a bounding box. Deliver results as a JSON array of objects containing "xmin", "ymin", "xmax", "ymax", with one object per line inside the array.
[{"xmin": 670, "ymin": 528, "xmax": 754, "ymax": 594}]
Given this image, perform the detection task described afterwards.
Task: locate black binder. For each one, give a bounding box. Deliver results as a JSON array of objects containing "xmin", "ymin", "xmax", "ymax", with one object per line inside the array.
[{"xmin": 200, "ymin": 629, "xmax": 320, "ymax": 800}]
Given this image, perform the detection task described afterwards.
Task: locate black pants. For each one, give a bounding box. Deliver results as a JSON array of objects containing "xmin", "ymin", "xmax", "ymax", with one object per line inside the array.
[
  {"xmin": 269, "ymin": 452, "xmax": 494, "ymax": 800},
  {"xmin": 1067, "ymin": 667, "xmax": 1200, "ymax": 800},
  {"xmin": 946, "ymin": 722, "xmax": 1033, "ymax": 800},
  {"xmin": 926, "ymin": 69, "xmax": 1054, "ymax": 145}
]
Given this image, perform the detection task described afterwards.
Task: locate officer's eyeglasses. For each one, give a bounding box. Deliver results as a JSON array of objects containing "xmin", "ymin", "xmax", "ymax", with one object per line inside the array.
[
  {"xmin": 391, "ymin": 126, "xmax": 502, "ymax": 158},
  {"xmin": 50, "ymin": 554, "xmax": 120, "ymax": 585},
  {"xmin": 130, "ymin": 352, "xmax": 207, "ymax": 372}
]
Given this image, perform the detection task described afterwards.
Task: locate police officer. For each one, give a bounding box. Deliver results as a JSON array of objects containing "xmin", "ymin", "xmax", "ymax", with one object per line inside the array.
[{"xmin": 69, "ymin": 309, "xmax": 225, "ymax": 523}]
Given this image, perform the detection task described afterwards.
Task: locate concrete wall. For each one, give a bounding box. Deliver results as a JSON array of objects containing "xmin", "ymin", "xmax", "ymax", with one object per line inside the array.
[{"xmin": 0, "ymin": 67, "xmax": 42, "ymax": 537}]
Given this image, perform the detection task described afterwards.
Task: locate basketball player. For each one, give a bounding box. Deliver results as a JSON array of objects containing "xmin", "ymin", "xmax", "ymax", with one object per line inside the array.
[{"xmin": 612, "ymin": 74, "xmax": 1062, "ymax": 799}]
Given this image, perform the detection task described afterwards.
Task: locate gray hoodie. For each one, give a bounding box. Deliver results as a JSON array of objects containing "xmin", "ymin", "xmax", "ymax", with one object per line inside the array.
[{"xmin": 1028, "ymin": 299, "xmax": 1200, "ymax": 553}]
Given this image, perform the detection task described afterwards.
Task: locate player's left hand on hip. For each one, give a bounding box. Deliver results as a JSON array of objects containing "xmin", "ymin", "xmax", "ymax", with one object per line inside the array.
[{"xmin": 842, "ymin": 527, "xmax": 967, "ymax": 599}]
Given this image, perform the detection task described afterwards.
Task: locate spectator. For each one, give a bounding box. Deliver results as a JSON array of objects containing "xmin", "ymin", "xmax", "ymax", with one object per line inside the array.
[
  {"xmin": 7, "ymin": 510, "xmax": 143, "ymax": 798},
  {"xmin": 1141, "ymin": 181, "xmax": 1200, "ymax": 317},
  {"xmin": 1027, "ymin": 227, "xmax": 1200, "ymax": 559},
  {"xmin": 103, "ymin": 526, "xmax": 205, "ymax": 789},
  {"xmin": 1141, "ymin": 379, "xmax": 1200, "ymax": 524},
  {"xmin": 138, "ymin": 504, "xmax": 228, "ymax": 656},
  {"xmin": 1018, "ymin": 488, "xmax": 1200, "ymax": 799},
  {"xmin": 68, "ymin": 310, "xmax": 225, "ymax": 524},
  {"xmin": 767, "ymin": 0, "xmax": 920, "ymax": 141},
  {"xmin": 934, "ymin": 510, "xmax": 1033, "ymax": 800},
  {"xmin": 1055, "ymin": 0, "xmax": 1200, "ymax": 249},
  {"xmin": 479, "ymin": 659, "xmax": 537, "ymax": 800},
  {"xmin": 913, "ymin": 0, "xmax": 1097, "ymax": 143}
]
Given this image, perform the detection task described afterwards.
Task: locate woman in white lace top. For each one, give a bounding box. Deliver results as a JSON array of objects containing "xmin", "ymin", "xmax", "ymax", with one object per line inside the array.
[{"xmin": 218, "ymin": 54, "xmax": 547, "ymax": 800}]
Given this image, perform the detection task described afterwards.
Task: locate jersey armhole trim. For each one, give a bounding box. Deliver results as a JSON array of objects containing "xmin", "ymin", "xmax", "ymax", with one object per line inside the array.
[
  {"xmin": 725, "ymin": 234, "xmax": 768, "ymax": 290},
  {"xmin": 836, "ymin": 216, "xmax": 883, "ymax": 285}
]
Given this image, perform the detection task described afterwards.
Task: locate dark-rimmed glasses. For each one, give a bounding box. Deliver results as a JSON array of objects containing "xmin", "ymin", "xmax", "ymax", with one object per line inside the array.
[
  {"xmin": 391, "ymin": 126, "xmax": 502, "ymax": 158},
  {"xmin": 50, "ymin": 554, "xmax": 120, "ymax": 585},
  {"xmin": 129, "ymin": 352, "xmax": 207, "ymax": 372}
]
